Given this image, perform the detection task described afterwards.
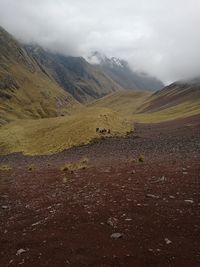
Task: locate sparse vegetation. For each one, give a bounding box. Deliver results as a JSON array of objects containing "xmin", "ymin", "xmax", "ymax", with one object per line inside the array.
[
  {"xmin": 128, "ymin": 157, "xmax": 136, "ymax": 164},
  {"xmin": 62, "ymin": 176, "xmax": 71, "ymax": 183},
  {"xmin": 138, "ymin": 155, "xmax": 144, "ymax": 162},
  {"xmin": 0, "ymin": 164, "xmax": 11, "ymax": 171},
  {"xmin": 81, "ymin": 157, "xmax": 89, "ymax": 165},
  {"xmin": 28, "ymin": 164, "xmax": 35, "ymax": 171},
  {"xmin": 61, "ymin": 158, "xmax": 90, "ymax": 172},
  {"xmin": 0, "ymin": 107, "xmax": 131, "ymax": 155},
  {"xmin": 88, "ymin": 91, "xmax": 151, "ymax": 116}
]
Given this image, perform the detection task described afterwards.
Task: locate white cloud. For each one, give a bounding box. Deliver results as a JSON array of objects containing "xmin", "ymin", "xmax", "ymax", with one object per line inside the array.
[{"xmin": 0, "ymin": 0, "xmax": 200, "ymax": 83}]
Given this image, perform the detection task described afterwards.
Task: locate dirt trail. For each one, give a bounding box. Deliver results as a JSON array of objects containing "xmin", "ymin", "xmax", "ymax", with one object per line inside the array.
[{"xmin": 0, "ymin": 115, "xmax": 200, "ymax": 267}]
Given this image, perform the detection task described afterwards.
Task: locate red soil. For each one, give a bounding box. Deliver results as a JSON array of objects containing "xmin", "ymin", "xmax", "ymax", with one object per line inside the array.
[
  {"xmin": 0, "ymin": 115, "xmax": 200, "ymax": 267},
  {"xmin": 140, "ymin": 83, "xmax": 200, "ymax": 113}
]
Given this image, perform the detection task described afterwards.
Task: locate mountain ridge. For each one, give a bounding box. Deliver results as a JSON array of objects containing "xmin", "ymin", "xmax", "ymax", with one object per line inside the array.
[
  {"xmin": 0, "ymin": 26, "xmax": 82, "ymax": 124},
  {"xmin": 88, "ymin": 51, "xmax": 164, "ymax": 91},
  {"xmin": 24, "ymin": 45, "xmax": 123, "ymax": 103}
]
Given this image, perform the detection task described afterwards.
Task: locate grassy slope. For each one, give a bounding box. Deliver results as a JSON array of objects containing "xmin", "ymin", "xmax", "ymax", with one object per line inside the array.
[
  {"xmin": 134, "ymin": 99, "xmax": 200, "ymax": 123},
  {"xmin": 89, "ymin": 90, "xmax": 151, "ymax": 116},
  {"xmin": 1, "ymin": 89, "xmax": 200, "ymax": 155},
  {"xmin": 0, "ymin": 27, "xmax": 81, "ymax": 124},
  {"xmin": 25, "ymin": 46, "xmax": 123, "ymax": 104},
  {"xmin": 138, "ymin": 83, "xmax": 200, "ymax": 113},
  {"xmin": 0, "ymin": 64, "xmax": 82, "ymax": 124},
  {"xmin": 135, "ymin": 83, "xmax": 200, "ymax": 122},
  {"xmin": 0, "ymin": 107, "xmax": 131, "ymax": 155},
  {"xmin": 0, "ymin": 26, "xmax": 199, "ymax": 155}
]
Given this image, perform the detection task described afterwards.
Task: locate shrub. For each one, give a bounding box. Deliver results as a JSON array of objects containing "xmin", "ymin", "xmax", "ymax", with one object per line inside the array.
[
  {"xmin": 0, "ymin": 164, "xmax": 11, "ymax": 171},
  {"xmin": 28, "ymin": 164, "xmax": 35, "ymax": 171},
  {"xmin": 138, "ymin": 155, "xmax": 144, "ymax": 162},
  {"xmin": 61, "ymin": 158, "xmax": 89, "ymax": 172},
  {"xmin": 128, "ymin": 157, "xmax": 136, "ymax": 163}
]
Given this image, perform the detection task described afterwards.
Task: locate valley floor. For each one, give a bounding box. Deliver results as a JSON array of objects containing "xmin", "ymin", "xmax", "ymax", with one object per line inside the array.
[{"xmin": 0, "ymin": 115, "xmax": 200, "ymax": 267}]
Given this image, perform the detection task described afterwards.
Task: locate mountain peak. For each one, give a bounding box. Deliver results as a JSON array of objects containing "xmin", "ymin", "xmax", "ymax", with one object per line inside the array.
[{"xmin": 88, "ymin": 51, "xmax": 164, "ymax": 91}]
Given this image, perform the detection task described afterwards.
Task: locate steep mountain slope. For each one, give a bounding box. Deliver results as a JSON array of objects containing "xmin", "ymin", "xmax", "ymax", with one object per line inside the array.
[
  {"xmin": 25, "ymin": 46, "xmax": 123, "ymax": 103},
  {"xmin": 138, "ymin": 81, "xmax": 200, "ymax": 113},
  {"xmin": 89, "ymin": 52, "xmax": 164, "ymax": 91},
  {"xmin": 0, "ymin": 26, "xmax": 81, "ymax": 124}
]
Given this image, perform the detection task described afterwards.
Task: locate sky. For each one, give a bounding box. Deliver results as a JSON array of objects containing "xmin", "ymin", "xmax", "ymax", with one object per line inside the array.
[{"xmin": 0, "ymin": 0, "xmax": 200, "ymax": 84}]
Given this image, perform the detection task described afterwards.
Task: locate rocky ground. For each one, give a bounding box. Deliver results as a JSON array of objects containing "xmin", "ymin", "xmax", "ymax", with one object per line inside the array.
[{"xmin": 0, "ymin": 114, "xmax": 200, "ymax": 267}]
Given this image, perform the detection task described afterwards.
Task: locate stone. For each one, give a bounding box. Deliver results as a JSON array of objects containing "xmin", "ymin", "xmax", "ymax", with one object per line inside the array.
[
  {"xmin": 107, "ymin": 217, "xmax": 118, "ymax": 228},
  {"xmin": 146, "ymin": 194, "xmax": 159, "ymax": 199},
  {"xmin": 111, "ymin": 233, "xmax": 123, "ymax": 239},
  {"xmin": 16, "ymin": 249, "xmax": 26, "ymax": 256},
  {"xmin": 184, "ymin": 199, "xmax": 194, "ymax": 204},
  {"xmin": 165, "ymin": 238, "xmax": 172, "ymax": 245},
  {"xmin": 1, "ymin": 205, "xmax": 9, "ymax": 209}
]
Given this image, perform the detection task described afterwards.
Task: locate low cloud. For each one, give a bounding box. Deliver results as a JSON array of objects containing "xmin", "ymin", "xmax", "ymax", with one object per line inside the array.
[{"xmin": 0, "ymin": 0, "xmax": 200, "ymax": 83}]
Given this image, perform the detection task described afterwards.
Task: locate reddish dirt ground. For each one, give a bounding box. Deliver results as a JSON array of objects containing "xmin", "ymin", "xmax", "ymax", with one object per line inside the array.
[{"xmin": 0, "ymin": 115, "xmax": 200, "ymax": 267}]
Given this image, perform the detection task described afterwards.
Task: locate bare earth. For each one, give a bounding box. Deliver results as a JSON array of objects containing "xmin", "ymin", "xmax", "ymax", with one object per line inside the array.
[{"xmin": 0, "ymin": 115, "xmax": 200, "ymax": 267}]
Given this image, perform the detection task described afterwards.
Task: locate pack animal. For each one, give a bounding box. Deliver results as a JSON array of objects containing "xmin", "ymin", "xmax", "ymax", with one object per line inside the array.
[{"xmin": 96, "ymin": 128, "xmax": 111, "ymax": 134}]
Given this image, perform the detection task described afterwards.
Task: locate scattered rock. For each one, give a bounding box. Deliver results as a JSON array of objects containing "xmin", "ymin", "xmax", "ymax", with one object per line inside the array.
[
  {"xmin": 8, "ymin": 259, "xmax": 14, "ymax": 265},
  {"xmin": 1, "ymin": 205, "xmax": 9, "ymax": 210},
  {"xmin": 146, "ymin": 194, "xmax": 160, "ymax": 199},
  {"xmin": 107, "ymin": 217, "xmax": 118, "ymax": 228},
  {"xmin": 125, "ymin": 218, "xmax": 132, "ymax": 221},
  {"xmin": 151, "ymin": 176, "xmax": 166, "ymax": 183},
  {"xmin": 32, "ymin": 220, "xmax": 43, "ymax": 227},
  {"xmin": 184, "ymin": 199, "xmax": 194, "ymax": 204},
  {"xmin": 16, "ymin": 249, "xmax": 26, "ymax": 256},
  {"xmin": 110, "ymin": 233, "xmax": 123, "ymax": 239}
]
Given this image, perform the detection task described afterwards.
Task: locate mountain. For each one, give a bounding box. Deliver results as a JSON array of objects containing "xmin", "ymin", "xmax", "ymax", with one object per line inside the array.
[
  {"xmin": 138, "ymin": 80, "xmax": 200, "ymax": 113},
  {"xmin": 0, "ymin": 26, "xmax": 81, "ymax": 124},
  {"xmin": 88, "ymin": 51, "xmax": 164, "ymax": 91},
  {"xmin": 25, "ymin": 45, "xmax": 122, "ymax": 103}
]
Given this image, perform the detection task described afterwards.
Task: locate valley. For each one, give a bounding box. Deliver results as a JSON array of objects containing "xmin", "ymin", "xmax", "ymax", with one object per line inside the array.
[
  {"xmin": 0, "ymin": 25, "xmax": 200, "ymax": 267},
  {"xmin": 0, "ymin": 115, "xmax": 199, "ymax": 266}
]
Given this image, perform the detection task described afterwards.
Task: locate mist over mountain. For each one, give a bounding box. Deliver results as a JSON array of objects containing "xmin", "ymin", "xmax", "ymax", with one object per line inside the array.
[
  {"xmin": 25, "ymin": 45, "xmax": 122, "ymax": 103},
  {"xmin": 0, "ymin": 0, "xmax": 200, "ymax": 83},
  {"xmin": 0, "ymin": 3, "xmax": 200, "ymax": 265},
  {"xmin": 88, "ymin": 51, "xmax": 164, "ymax": 91},
  {"xmin": 0, "ymin": 26, "xmax": 81, "ymax": 124}
]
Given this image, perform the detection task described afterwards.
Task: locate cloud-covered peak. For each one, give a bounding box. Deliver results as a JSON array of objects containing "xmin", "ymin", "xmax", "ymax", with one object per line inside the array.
[{"xmin": 0, "ymin": 0, "xmax": 200, "ymax": 84}]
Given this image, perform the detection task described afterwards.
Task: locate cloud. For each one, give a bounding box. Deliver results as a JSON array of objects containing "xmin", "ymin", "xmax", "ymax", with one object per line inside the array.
[{"xmin": 0, "ymin": 0, "xmax": 200, "ymax": 83}]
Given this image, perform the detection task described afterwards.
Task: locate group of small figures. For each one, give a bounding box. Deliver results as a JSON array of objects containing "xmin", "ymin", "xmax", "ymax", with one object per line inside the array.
[{"xmin": 96, "ymin": 127, "xmax": 111, "ymax": 134}]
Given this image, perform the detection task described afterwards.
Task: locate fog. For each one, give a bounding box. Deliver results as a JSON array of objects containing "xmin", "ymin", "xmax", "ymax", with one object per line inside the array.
[{"xmin": 0, "ymin": 0, "xmax": 200, "ymax": 83}]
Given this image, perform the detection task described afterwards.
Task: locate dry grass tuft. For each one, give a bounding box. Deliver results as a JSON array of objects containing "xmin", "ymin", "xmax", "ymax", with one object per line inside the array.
[
  {"xmin": 0, "ymin": 164, "xmax": 11, "ymax": 171},
  {"xmin": 61, "ymin": 158, "xmax": 90, "ymax": 172},
  {"xmin": 138, "ymin": 155, "xmax": 144, "ymax": 163},
  {"xmin": 0, "ymin": 107, "xmax": 132, "ymax": 155},
  {"xmin": 28, "ymin": 164, "xmax": 35, "ymax": 171},
  {"xmin": 128, "ymin": 157, "xmax": 137, "ymax": 164}
]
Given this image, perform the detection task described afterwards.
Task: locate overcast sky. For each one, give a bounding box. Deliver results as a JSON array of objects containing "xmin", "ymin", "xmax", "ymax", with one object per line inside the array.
[{"xmin": 0, "ymin": 0, "xmax": 200, "ymax": 84}]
